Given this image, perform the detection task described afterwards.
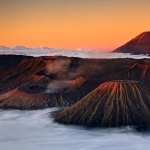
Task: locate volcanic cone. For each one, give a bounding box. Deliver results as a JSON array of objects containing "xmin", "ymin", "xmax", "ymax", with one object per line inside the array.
[
  {"xmin": 114, "ymin": 31, "xmax": 150, "ymax": 54},
  {"xmin": 54, "ymin": 80, "xmax": 150, "ymax": 128}
]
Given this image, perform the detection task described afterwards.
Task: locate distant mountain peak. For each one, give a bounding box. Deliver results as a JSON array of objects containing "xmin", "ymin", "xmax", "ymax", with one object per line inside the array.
[
  {"xmin": 12, "ymin": 45, "xmax": 30, "ymax": 50},
  {"xmin": 0, "ymin": 45, "xmax": 53, "ymax": 51},
  {"xmin": 0, "ymin": 45, "xmax": 10, "ymax": 50},
  {"xmin": 114, "ymin": 31, "xmax": 150, "ymax": 54},
  {"xmin": 132, "ymin": 31, "xmax": 150, "ymax": 44}
]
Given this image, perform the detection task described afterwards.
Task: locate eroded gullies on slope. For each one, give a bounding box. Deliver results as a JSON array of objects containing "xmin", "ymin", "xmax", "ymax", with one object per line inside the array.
[{"xmin": 53, "ymin": 80, "xmax": 150, "ymax": 129}]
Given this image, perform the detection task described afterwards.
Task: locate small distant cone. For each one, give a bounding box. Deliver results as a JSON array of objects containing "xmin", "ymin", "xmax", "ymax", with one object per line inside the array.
[{"xmin": 54, "ymin": 80, "xmax": 150, "ymax": 128}]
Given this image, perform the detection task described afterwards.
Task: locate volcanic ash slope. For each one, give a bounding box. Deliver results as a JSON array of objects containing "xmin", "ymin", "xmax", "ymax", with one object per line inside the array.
[{"xmin": 54, "ymin": 80, "xmax": 150, "ymax": 128}]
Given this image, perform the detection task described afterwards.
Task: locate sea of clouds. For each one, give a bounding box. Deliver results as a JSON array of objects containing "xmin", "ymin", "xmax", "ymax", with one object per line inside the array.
[
  {"xmin": 0, "ymin": 47, "xmax": 150, "ymax": 59},
  {"xmin": 0, "ymin": 108, "xmax": 149, "ymax": 150}
]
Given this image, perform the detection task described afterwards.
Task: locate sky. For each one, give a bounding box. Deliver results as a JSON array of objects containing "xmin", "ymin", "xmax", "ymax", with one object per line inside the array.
[{"xmin": 0, "ymin": 0, "xmax": 150, "ymax": 51}]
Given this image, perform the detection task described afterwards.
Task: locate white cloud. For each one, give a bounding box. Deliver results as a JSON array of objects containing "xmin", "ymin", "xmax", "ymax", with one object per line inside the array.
[{"xmin": 0, "ymin": 48, "xmax": 150, "ymax": 59}]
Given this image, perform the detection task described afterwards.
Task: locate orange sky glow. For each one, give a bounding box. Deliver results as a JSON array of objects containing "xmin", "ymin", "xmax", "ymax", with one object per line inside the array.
[{"xmin": 0, "ymin": 0, "xmax": 150, "ymax": 51}]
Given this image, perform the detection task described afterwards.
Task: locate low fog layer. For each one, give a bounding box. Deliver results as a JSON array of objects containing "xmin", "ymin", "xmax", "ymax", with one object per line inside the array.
[
  {"xmin": 0, "ymin": 109, "xmax": 149, "ymax": 150},
  {"xmin": 0, "ymin": 48, "xmax": 150, "ymax": 59}
]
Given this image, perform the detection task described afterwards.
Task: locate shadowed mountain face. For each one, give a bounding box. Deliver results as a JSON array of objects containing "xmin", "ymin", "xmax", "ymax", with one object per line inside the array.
[
  {"xmin": 54, "ymin": 80, "xmax": 150, "ymax": 128},
  {"xmin": 114, "ymin": 32, "xmax": 150, "ymax": 54},
  {"xmin": 1, "ymin": 55, "xmax": 150, "ymax": 109}
]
